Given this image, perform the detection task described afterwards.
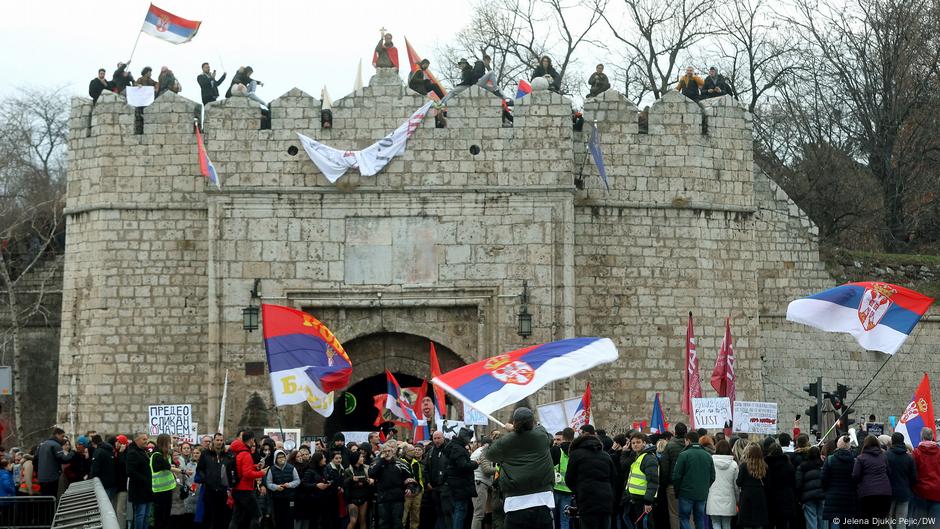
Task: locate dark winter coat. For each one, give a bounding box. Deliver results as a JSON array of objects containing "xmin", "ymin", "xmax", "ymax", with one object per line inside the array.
[
  {"xmin": 532, "ymin": 64, "xmax": 561, "ymax": 91},
  {"xmin": 443, "ymin": 437, "xmax": 478, "ymax": 501},
  {"xmin": 369, "ymin": 456, "xmax": 412, "ymax": 504},
  {"xmin": 885, "ymin": 445, "xmax": 917, "ymax": 500},
  {"xmin": 564, "ymin": 436, "xmax": 617, "ymax": 515},
  {"xmin": 114, "ymin": 449, "xmax": 128, "ymax": 493},
  {"xmin": 196, "ymin": 447, "xmax": 230, "ymax": 492},
  {"xmin": 37, "ymin": 437, "xmax": 75, "ymax": 483},
  {"xmin": 485, "ymin": 425, "xmax": 554, "ymax": 498},
  {"xmin": 197, "ymin": 72, "xmax": 226, "ymax": 104},
  {"xmin": 265, "ymin": 455, "xmax": 300, "ymax": 500},
  {"xmin": 425, "ymin": 441, "xmax": 449, "ymax": 487},
  {"xmin": 736, "ymin": 463, "xmax": 769, "ymax": 526},
  {"xmin": 852, "ymin": 446, "xmax": 892, "ymax": 498},
  {"xmin": 623, "ymin": 445, "xmax": 660, "ymax": 505},
  {"xmin": 676, "ymin": 75, "xmax": 703, "ymax": 101},
  {"xmin": 672, "ymin": 444, "xmax": 715, "ymax": 501},
  {"xmin": 125, "ymin": 442, "xmax": 153, "ymax": 503},
  {"xmin": 795, "ymin": 457, "xmax": 825, "ymax": 503},
  {"xmin": 457, "ymin": 62, "xmax": 484, "ymax": 87},
  {"xmin": 89, "ymin": 442, "xmax": 116, "ymax": 490},
  {"xmin": 296, "ymin": 464, "xmax": 328, "ymax": 520},
  {"xmin": 764, "ymin": 454, "xmax": 796, "ymax": 518},
  {"xmin": 89, "ymin": 77, "xmax": 112, "ymax": 102},
  {"xmin": 343, "ymin": 464, "xmax": 372, "ymax": 503},
  {"xmin": 660, "ymin": 437, "xmax": 686, "ymax": 487},
  {"xmin": 821, "ymin": 448, "xmax": 857, "ymax": 519},
  {"xmin": 111, "ymin": 64, "xmax": 134, "ymax": 94},
  {"xmin": 701, "ymin": 74, "xmax": 733, "ymax": 99},
  {"xmin": 587, "ymin": 72, "xmax": 610, "ymax": 97}
]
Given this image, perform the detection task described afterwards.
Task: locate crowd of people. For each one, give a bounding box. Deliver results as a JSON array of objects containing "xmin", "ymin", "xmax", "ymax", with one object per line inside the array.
[{"xmin": 8, "ymin": 407, "xmax": 939, "ymax": 529}]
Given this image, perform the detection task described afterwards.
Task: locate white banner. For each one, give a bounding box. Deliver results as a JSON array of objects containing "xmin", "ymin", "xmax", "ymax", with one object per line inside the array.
[
  {"xmin": 341, "ymin": 431, "xmax": 372, "ymax": 445},
  {"xmin": 692, "ymin": 397, "xmax": 732, "ymax": 429},
  {"xmin": 126, "ymin": 86, "xmax": 155, "ymax": 107},
  {"xmin": 464, "ymin": 407, "xmax": 489, "ymax": 426},
  {"xmin": 149, "ymin": 404, "xmax": 193, "ymax": 438},
  {"xmin": 537, "ymin": 397, "xmax": 583, "ymax": 434},
  {"xmin": 298, "ymin": 101, "xmax": 432, "ymax": 183},
  {"xmin": 733, "ymin": 401, "xmax": 778, "ymax": 434},
  {"xmin": 268, "ymin": 368, "xmax": 335, "ymax": 417}
]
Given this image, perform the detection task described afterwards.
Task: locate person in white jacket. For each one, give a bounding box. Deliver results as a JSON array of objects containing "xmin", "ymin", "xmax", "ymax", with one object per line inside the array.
[{"xmin": 706, "ymin": 439, "xmax": 738, "ymax": 529}]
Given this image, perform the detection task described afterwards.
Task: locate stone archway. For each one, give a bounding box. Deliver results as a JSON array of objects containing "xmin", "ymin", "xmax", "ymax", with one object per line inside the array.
[{"xmin": 303, "ymin": 332, "xmax": 465, "ymax": 437}]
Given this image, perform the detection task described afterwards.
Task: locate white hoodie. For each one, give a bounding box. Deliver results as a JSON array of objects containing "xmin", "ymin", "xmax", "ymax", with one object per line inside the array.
[{"xmin": 706, "ymin": 454, "xmax": 739, "ymax": 517}]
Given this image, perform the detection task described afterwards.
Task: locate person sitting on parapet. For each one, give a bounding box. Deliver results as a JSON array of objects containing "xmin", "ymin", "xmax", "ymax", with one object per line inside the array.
[
  {"xmin": 197, "ymin": 62, "xmax": 227, "ymax": 105},
  {"xmin": 111, "ymin": 62, "xmax": 134, "ymax": 94},
  {"xmin": 532, "ymin": 55, "xmax": 561, "ymax": 92},
  {"xmin": 226, "ymin": 66, "xmax": 268, "ymax": 110},
  {"xmin": 157, "ymin": 67, "xmax": 181, "ymax": 96},
  {"xmin": 477, "ymin": 54, "xmax": 506, "ymax": 99},
  {"xmin": 439, "ymin": 58, "xmax": 482, "ymax": 105},
  {"xmin": 586, "ymin": 64, "xmax": 610, "ymax": 98},
  {"xmin": 676, "ymin": 66, "xmax": 704, "ymax": 101},
  {"xmin": 701, "ymin": 66, "xmax": 733, "ymax": 99},
  {"xmin": 89, "ymin": 68, "xmax": 112, "ymax": 102},
  {"xmin": 136, "ymin": 67, "xmax": 159, "ymax": 93},
  {"xmin": 408, "ymin": 59, "xmax": 445, "ymax": 99},
  {"xmin": 373, "ymin": 30, "xmax": 400, "ymax": 71}
]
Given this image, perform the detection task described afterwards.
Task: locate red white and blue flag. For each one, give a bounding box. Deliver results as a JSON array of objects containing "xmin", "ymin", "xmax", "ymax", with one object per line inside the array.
[
  {"xmin": 432, "ymin": 337, "xmax": 618, "ymax": 415},
  {"xmin": 429, "ymin": 342, "xmax": 447, "ymax": 418},
  {"xmin": 895, "ymin": 373, "xmax": 935, "ymax": 448},
  {"xmin": 262, "ymin": 304, "xmax": 352, "ymax": 394},
  {"xmin": 786, "ymin": 282, "xmax": 934, "ymax": 354},
  {"xmin": 516, "ymin": 79, "xmax": 532, "ymax": 99},
  {"xmin": 195, "ymin": 125, "xmax": 220, "ymax": 189},
  {"xmin": 380, "ymin": 370, "xmax": 419, "ymax": 424},
  {"xmin": 142, "ymin": 4, "xmax": 201, "ymax": 44},
  {"xmin": 650, "ymin": 392, "xmax": 668, "ymax": 433},
  {"xmin": 570, "ymin": 383, "xmax": 592, "ymax": 430}
]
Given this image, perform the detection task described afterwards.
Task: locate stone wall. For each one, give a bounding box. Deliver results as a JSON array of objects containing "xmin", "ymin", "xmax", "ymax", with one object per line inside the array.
[{"xmin": 60, "ymin": 69, "xmax": 939, "ymax": 438}]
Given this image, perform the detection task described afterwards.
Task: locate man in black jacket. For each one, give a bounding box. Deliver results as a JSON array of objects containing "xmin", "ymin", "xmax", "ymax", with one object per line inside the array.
[
  {"xmin": 565, "ymin": 430, "xmax": 617, "ymax": 529},
  {"xmin": 37, "ymin": 427, "xmax": 74, "ymax": 498},
  {"xmin": 89, "ymin": 69, "xmax": 112, "ymax": 102},
  {"xmin": 125, "ymin": 432, "xmax": 153, "ymax": 529},
  {"xmin": 370, "ymin": 441, "xmax": 415, "ymax": 529},
  {"xmin": 196, "ymin": 433, "xmax": 231, "ymax": 529},
  {"xmin": 701, "ymin": 67, "xmax": 733, "ymax": 100},
  {"xmin": 197, "ymin": 62, "xmax": 227, "ymax": 105},
  {"xmin": 89, "ymin": 435, "xmax": 116, "ymax": 500},
  {"xmin": 444, "ymin": 428, "xmax": 479, "ymax": 529},
  {"xmin": 425, "ymin": 431, "xmax": 452, "ymax": 529},
  {"xmin": 408, "ymin": 59, "xmax": 445, "ymax": 99},
  {"xmin": 111, "ymin": 62, "xmax": 134, "ymax": 94}
]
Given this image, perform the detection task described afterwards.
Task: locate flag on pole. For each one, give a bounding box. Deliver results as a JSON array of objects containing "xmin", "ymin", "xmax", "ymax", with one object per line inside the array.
[
  {"xmin": 570, "ymin": 383, "xmax": 592, "ymax": 429},
  {"xmin": 380, "ymin": 370, "xmax": 419, "ymax": 424},
  {"xmin": 682, "ymin": 312, "xmax": 703, "ymax": 427},
  {"xmin": 516, "ymin": 79, "xmax": 532, "ymax": 99},
  {"xmin": 432, "ymin": 338, "xmax": 618, "ymax": 415},
  {"xmin": 218, "ymin": 369, "xmax": 229, "ymax": 435},
  {"xmin": 354, "ymin": 59, "xmax": 364, "ymax": 91},
  {"xmin": 429, "ymin": 342, "xmax": 447, "ymax": 418},
  {"xmin": 142, "ymin": 4, "xmax": 201, "ymax": 44},
  {"xmin": 786, "ymin": 282, "xmax": 934, "ymax": 354},
  {"xmin": 195, "ymin": 124, "xmax": 220, "ymax": 189},
  {"xmin": 403, "ymin": 38, "xmax": 447, "ymax": 99},
  {"xmin": 895, "ymin": 373, "xmax": 935, "ymax": 448},
  {"xmin": 588, "ymin": 122, "xmax": 609, "ymax": 191},
  {"xmin": 650, "ymin": 392, "xmax": 668, "ymax": 433},
  {"xmin": 711, "ymin": 317, "xmax": 736, "ymax": 410}
]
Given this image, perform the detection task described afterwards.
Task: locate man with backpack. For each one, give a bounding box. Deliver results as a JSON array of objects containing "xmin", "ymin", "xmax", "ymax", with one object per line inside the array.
[{"xmin": 230, "ymin": 431, "xmax": 267, "ymax": 529}]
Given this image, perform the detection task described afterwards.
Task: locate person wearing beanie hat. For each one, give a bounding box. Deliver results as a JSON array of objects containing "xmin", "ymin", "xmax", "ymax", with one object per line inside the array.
[
  {"xmin": 331, "ymin": 432, "xmax": 353, "ymax": 467},
  {"xmin": 579, "ymin": 424, "xmax": 596, "ymax": 436},
  {"xmin": 484, "ymin": 407, "xmax": 554, "ymax": 529}
]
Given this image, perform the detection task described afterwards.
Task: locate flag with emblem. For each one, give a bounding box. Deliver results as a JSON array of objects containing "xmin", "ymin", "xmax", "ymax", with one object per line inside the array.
[
  {"xmin": 262, "ymin": 304, "xmax": 353, "ymax": 417},
  {"xmin": 141, "ymin": 4, "xmax": 201, "ymax": 44},
  {"xmin": 650, "ymin": 392, "xmax": 669, "ymax": 433},
  {"xmin": 570, "ymin": 382, "xmax": 591, "ymax": 430},
  {"xmin": 894, "ymin": 373, "xmax": 935, "ymax": 448},
  {"xmin": 432, "ymin": 338, "xmax": 618, "ymax": 415},
  {"xmin": 786, "ymin": 282, "xmax": 934, "ymax": 354},
  {"xmin": 377, "ymin": 370, "xmax": 419, "ymax": 425}
]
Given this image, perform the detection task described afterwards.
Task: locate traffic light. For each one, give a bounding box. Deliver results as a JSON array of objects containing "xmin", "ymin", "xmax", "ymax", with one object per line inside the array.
[
  {"xmin": 835, "ymin": 383, "xmax": 855, "ymax": 426},
  {"xmin": 805, "ymin": 404, "xmax": 820, "ymax": 432},
  {"xmin": 804, "ymin": 377, "xmax": 823, "ymax": 434}
]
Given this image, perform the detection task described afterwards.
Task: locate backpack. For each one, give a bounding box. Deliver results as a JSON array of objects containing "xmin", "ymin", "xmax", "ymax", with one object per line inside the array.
[{"xmin": 225, "ymin": 453, "xmax": 240, "ymax": 488}]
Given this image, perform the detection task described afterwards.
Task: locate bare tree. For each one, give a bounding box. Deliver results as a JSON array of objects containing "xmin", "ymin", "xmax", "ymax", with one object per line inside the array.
[
  {"xmin": 0, "ymin": 88, "xmax": 67, "ymax": 444},
  {"xmin": 600, "ymin": 0, "xmax": 721, "ymax": 101},
  {"xmin": 789, "ymin": 0, "xmax": 940, "ymax": 251}
]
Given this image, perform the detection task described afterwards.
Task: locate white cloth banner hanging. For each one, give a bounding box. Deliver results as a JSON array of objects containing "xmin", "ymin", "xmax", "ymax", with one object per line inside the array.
[
  {"xmin": 297, "ymin": 101, "xmax": 432, "ymax": 183},
  {"xmin": 126, "ymin": 86, "xmax": 155, "ymax": 107}
]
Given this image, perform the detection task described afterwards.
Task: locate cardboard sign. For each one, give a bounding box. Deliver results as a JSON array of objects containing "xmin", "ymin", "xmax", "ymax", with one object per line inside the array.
[
  {"xmin": 149, "ymin": 404, "xmax": 194, "ymax": 438},
  {"xmin": 732, "ymin": 401, "xmax": 778, "ymax": 434},
  {"xmin": 692, "ymin": 398, "xmax": 732, "ymax": 429}
]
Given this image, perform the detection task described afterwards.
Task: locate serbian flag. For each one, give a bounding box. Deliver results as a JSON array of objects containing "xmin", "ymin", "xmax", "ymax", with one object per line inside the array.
[
  {"xmin": 516, "ymin": 79, "xmax": 532, "ymax": 99},
  {"xmin": 787, "ymin": 282, "xmax": 934, "ymax": 354},
  {"xmin": 141, "ymin": 4, "xmax": 201, "ymax": 44},
  {"xmin": 430, "ymin": 342, "xmax": 447, "ymax": 417},
  {"xmin": 710, "ymin": 317, "xmax": 736, "ymax": 409},
  {"xmin": 432, "ymin": 338, "xmax": 618, "ymax": 415},
  {"xmin": 650, "ymin": 393, "xmax": 668, "ymax": 433},
  {"xmin": 194, "ymin": 125, "xmax": 220, "ymax": 189},
  {"xmin": 682, "ymin": 312, "xmax": 703, "ymax": 427},
  {"xmin": 262, "ymin": 304, "xmax": 352, "ymax": 395},
  {"xmin": 380, "ymin": 370, "xmax": 419, "ymax": 424},
  {"xmin": 404, "ymin": 38, "xmax": 446, "ymax": 99},
  {"xmin": 570, "ymin": 383, "xmax": 591, "ymax": 429},
  {"xmin": 895, "ymin": 373, "xmax": 935, "ymax": 448}
]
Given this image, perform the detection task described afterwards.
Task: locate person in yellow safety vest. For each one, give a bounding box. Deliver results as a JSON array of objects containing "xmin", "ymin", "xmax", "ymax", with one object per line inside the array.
[
  {"xmin": 551, "ymin": 427, "xmax": 575, "ymax": 529},
  {"xmin": 623, "ymin": 432, "xmax": 660, "ymax": 529},
  {"xmin": 150, "ymin": 434, "xmax": 182, "ymax": 529}
]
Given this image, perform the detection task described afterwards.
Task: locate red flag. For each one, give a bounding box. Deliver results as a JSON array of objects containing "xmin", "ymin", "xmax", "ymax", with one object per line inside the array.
[
  {"xmin": 429, "ymin": 342, "xmax": 447, "ymax": 417},
  {"xmin": 403, "ymin": 37, "xmax": 447, "ymax": 99},
  {"xmin": 711, "ymin": 317, "xmax": 736, "ymax": 408},
  {"xmin": 682, "ymin": 312, "xmax": 703, "ymax": 426}
]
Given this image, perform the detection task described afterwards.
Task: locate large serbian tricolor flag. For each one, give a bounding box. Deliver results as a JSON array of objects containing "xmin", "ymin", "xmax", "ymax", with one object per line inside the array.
[
  {"xmin": 895, "ymin": 373, "xmax": 936, "ymax": 448},
  {"xmin": 786, "ymin": 282, "xmax": 934, "ymax": 354},
  {"xmin": 262, "ymin": 304, "xmax": 353, "ymax": 417},
  {"xmin": 432, "ymin": 338, "xmax": 618, "ymax": 416},
  {"xmin": 142, "ymin": 4, "xmax": 202, "ymax": 44}
]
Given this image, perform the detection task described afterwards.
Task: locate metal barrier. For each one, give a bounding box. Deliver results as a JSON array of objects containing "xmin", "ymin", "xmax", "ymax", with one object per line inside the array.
[
  {"xmin": 50, "ymin": 478, "xmax": 119, "ymax": 529},
  {"xmin": 0, "ymin": 495, "xmax": 56, "ymax": 528}
]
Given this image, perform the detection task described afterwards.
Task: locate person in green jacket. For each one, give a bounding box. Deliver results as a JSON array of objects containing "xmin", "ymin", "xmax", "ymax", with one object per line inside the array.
[
  {"xmin": 672, "ymin": 431, "xmax": 715, "ymax": 529},
  {"xmin": 485, "ymin": 407, "xmax": 554, "ymax": 529}
]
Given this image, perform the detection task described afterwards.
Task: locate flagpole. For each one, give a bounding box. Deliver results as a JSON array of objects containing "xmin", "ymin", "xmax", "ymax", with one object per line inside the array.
[
  {"xmin": 218, "ymin": 369, "xmax": 228, "ymax": 436},
  {"xmin": 128, "ymin": 30, "xmax": 143, "ymax": 65},
  {"xmin": 816, "ymin": 353, "xmax": 894, "ymax": 445}
]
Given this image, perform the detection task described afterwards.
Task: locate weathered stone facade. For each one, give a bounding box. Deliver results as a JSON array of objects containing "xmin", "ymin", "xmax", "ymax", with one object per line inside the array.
[{"xmin": 61, "ymin": 69, "xmax": 939, "ymax": 438}]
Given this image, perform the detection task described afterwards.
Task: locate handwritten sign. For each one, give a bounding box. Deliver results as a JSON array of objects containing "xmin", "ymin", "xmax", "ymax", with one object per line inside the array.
[
  {"xmin": 149, "ymin": 404, "xmax": 194, "ymax": 438},
  {"xmin": 733, "ymin": 401, "xmax": 778, "ymax": 434},
  {"xmin": 692, "ymin": 398, "xmax": 732, "ymax": 429}
]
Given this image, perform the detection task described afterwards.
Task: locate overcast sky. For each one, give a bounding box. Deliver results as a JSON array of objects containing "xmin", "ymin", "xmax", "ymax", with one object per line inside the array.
[{"xmin": 1, "ymin": 0, "xmax": 476, "ymax": 102}]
